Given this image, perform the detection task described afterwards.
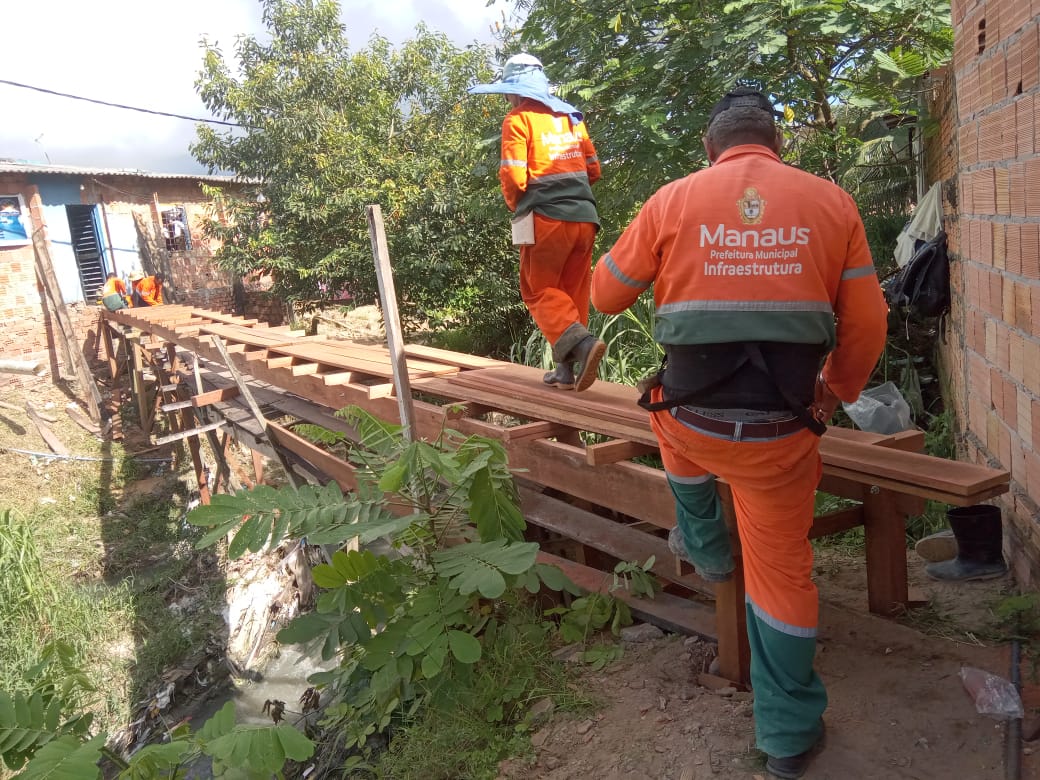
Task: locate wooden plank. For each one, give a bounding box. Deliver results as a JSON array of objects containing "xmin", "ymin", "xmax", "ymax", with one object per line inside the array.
[
  {"xmin": 199, "ymin": 322, "xmax": 299, "ymax": 348},
  {"xmin": 30, "ymin": 225, "xmax": 102, "ymax": 421},
  {"xmin": 503, "ymin": 421, "xmax": 575, "ymax": 442},
  {"xmin": 267, "ymin": 421, "xmax": 360, "ymax": 492},
  {"xmin": 537, "ymin": 552, "xmax": 716, "ymax": 640},
  {"xmin": 26, "ymin": 404, "xmax": 70, "ymax": 456},
  {"xmin": 586, "ymin": 439, "xmax": 659, "ymax": 465},
  {"xmin": 154, "ymin": 420, "xmax": 226, "ymax": 446},
  {"xmin": 808, "ymin": 506, "xmax": 865, "ymax": 539},
  {"xmin": 403, "ymin": 344, "xmax": 508, "ymax": 370},
  {"xmin": 520, "ymin": 488, "xmax": 712, "ymax": 595},
  {"xmin": 192, "ymin": 387, "xmax": 241, "ymax": 407},
  {"xmin": 824, "ymin": 463, "xmax": 1007, "ymax": 506},
  {"xmin": 712, "ymin": 485, "xmax": 750, "ymax": 686},
  {"xmin": 66, "ymin": 405, "xmax": 101, "ymax": 435},
  {"xmin": 191, "ymin": 309, "xmax": 260, "ymax": 327}
]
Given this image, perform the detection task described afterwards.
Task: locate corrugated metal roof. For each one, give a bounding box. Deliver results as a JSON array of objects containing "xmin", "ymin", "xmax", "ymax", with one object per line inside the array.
[{"xmin": 0, "ymin": 160, "xmax": 253, "ymax": 184}]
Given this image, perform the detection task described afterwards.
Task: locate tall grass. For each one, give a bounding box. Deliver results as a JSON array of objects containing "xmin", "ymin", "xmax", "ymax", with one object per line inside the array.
[
  {"xmin": 0, "ymin": 508, "xmax": 134, "ymax": 714},
  {"xmin": 510, "ymin": 292, "xmax": 663, "ymax": 385}
]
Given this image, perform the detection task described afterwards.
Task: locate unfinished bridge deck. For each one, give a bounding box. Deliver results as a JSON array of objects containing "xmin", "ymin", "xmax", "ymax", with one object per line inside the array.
[{"xmin": 98, "ymin": 305, "xmax": 1011, "ymax": 685}]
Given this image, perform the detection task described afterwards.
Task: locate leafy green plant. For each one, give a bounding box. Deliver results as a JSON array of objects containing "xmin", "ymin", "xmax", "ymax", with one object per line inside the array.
[{"xmin": 186, "ymin": 406, "xmax": 583, "ymax": 766}]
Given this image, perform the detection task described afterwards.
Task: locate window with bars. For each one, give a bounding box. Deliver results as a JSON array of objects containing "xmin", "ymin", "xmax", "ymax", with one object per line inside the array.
[{"xmin": 161, "ymin": 206, "xmax": 191, "ymax": 251}]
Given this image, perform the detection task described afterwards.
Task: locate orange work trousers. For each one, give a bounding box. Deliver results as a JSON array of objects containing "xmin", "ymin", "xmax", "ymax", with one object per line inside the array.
[
  {"xmin": 518, "ymin": 214, "xmax": 597, "ymax": 347},
  {"xmin": 649, "ymin": 399, "xmax": 823, "ymax": 630}
]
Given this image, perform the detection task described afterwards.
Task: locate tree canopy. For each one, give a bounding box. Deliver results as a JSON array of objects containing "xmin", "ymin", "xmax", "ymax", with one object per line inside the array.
[
  {"xmin": 510, "ymin": 0, "xmax": 952, "ymax": 244},
  {"xmin": 193, "ymin": 0, "xmax": 528, "ymax": 346}
]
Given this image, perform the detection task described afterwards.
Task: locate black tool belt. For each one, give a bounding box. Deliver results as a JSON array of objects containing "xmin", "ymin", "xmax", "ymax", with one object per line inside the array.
[{"xmin": 637, "ymin": 341, "xmax": 829, "ymax": 437}]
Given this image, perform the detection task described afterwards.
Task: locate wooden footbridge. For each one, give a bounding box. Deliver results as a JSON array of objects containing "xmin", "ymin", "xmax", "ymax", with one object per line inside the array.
[{"xmin": 98, "ymin": 305, "xmax": 1010, "ymax": 685}]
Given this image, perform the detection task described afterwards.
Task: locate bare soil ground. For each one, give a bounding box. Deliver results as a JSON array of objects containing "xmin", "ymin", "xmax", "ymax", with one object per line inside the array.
[{"xmin": 498, "ymin": 551, "xmax": 1038, "ymax": 780}]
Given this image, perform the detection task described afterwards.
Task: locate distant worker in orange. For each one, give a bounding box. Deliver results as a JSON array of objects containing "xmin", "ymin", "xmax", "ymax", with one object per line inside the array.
[
  {"xmin": 131, "ymin": 271, "xmax": 165, "ymax": 307},
  {"xmin": 101, "ymin": 272, "xmax": 129, "ymax": 311},
  {"xmin": 468, "ymin": 53, "xmax": 606, "ymax": 391},
  {"xmin": 591, "ymin": 86, "xmax": 888, "ymax": 779}
]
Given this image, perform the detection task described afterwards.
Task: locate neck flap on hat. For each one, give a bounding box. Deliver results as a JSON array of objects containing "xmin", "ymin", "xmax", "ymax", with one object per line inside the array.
[{"xmin": 468, "ymin": 65, "xmax": 583, "ymax": 124}]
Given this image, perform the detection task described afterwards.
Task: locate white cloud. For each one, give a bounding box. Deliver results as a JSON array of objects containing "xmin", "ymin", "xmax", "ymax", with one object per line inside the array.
[{"xmin": 1, "ymin": 0, "xmax": 508, "ymax": 172}]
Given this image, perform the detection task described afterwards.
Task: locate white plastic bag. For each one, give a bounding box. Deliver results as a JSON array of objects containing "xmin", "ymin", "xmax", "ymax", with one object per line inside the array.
[
  {"xmin": 842, "ymin": 381, "xmax": 913, "ymax": 434},
  {"xmin": 960, "ymin": 666, "xmax": 1024, "ymax": 720}
]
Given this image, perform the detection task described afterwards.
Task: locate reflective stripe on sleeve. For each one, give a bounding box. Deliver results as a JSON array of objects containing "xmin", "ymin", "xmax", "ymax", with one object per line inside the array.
[
  {"xmin": 841, "ymin": 265, "xmax": 877, "ymax": 280},
  {"xmin": 500, "ymin": 159, "xmax": 527, "ymax": 168},
  {"xmin": 603, "ymin": 253, "xmax": 652, "ymax": 290}
]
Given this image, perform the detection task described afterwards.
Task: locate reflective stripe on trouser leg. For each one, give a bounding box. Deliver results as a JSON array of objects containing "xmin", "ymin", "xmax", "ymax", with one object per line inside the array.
[
  {"xmin": 519, "ymin": 215, "xmax": 596, "ymax": 347},
  {"xmin": 648, "ymin": 384, "xmax": 826, "ymax": 756},
  {"xmin": 666, "ymin": 474, "xmax": 733, "ymax": 578},
  {"xmin": 746, "ymin": 610, "xmax": 826, "ymax": 758}
]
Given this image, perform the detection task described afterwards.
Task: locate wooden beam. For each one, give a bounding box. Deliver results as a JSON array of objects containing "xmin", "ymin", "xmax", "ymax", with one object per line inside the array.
[
  {"xmin": 503, "ymin": 420, "xmax": 575, "ymax": 442},
  {"xmin": 26, "ymin": 404, "xmax": 69, "ymax": 456},
  {"xmin": 537, "ymin": 552, "xmax": 716, "ymax": 640},
  {"xmin": 585, "ymin": 438, "xmax": 659, "ymax": 466},
  {"xmin": 154, "ymin": 420, "xmax": 227, "ymax": 446},
  {"xmin": 30, "ymin": 224, "xmax": 102, "ymax": 421},
  {"xmin": 520, "ymin": 488, "xmax": 712, "ymax": 595},
  {"xmin": 192, "ymin": 387, "xmax": 241, "ymax": 407}
]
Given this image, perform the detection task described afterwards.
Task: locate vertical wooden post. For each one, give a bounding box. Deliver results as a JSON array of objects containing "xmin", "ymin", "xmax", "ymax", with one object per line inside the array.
[
  {"xmin": 30, "ymin": 225, "xmax": 103, "ymax": 421},
  {"xmin": 862, "ymin": 486, "xmax": 909, "ymax": 615},
  {"xmin": 366, "ymin": 205, "xmax": 416, "ymax": 442},
  {"xmin": 101, "ymin": 321, "xmax": 119, "ymax": 380},
  {"xmin": 714, "ymin": 482, "xmax": 751, "ymax": 685}
]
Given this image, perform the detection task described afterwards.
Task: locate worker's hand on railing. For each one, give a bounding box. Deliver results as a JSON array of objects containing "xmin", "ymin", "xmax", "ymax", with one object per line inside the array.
[{"xmin": 812, "ymin": 373, "xmax": 841, "ymax": 424}]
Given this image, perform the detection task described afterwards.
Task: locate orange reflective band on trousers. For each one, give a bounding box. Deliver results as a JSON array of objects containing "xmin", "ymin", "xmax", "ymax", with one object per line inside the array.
[
  {"xmin": 519, "ymin": 214, "xmax": 597, "ymax": 346},
  {"xmin": 648, "ymin": 390, "xmax": 822, "ymax": 631}
]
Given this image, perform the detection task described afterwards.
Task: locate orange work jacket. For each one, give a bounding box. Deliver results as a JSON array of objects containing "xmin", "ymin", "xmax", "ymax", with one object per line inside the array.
[
  {"xmin": 500, "ymin": 99, "xmax": 601, "ymax": 225},
  {"xmin": 136, "ymin": 276, "xmax": 164, "ymax": 306},
  {"xmin": 591, "ymin": 144, "xmax": 888, "ymax": 401}
]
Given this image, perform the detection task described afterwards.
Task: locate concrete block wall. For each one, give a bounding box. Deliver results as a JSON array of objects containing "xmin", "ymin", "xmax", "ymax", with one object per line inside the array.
[{"xmin": 940, "ymin": 0, "xmax": 1040, "ymax": 587}]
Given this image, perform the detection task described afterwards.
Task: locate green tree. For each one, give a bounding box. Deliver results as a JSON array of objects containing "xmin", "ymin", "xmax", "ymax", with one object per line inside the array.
[
  {"xmin": 193, "ymin": 0, "xmax": 529, "ymax": 348},
  {"xmin": 508, "ymin": 0, "xmax": 952, "ymax": 245}
]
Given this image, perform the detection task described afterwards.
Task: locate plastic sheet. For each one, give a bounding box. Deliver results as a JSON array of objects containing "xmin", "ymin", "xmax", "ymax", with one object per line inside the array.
[
  {"xmin": 959, "ymin": 666, "xmax": 1024, "ymax": 720},
  {"xmin": 842, "ymin": 381, "xmax": 913, "ymax": 434}
]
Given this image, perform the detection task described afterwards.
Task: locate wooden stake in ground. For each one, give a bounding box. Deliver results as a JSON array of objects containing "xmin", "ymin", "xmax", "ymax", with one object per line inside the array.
[
  {"xmin": 30, "ymin": 228, "xmax": 103, "ymax": 422},
  {"xmin": 366, "ymin": 204, "xmax": 416, "ymax": 442},
  {"xmin": 25, "ymin": 403, "xmax": 70, "ymax": 456}
]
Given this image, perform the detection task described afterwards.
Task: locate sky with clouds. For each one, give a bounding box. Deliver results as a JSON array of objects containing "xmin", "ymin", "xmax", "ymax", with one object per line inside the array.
[{"xmin": 2, "ymin": 0, "xmax": 512, "ymax": 173}]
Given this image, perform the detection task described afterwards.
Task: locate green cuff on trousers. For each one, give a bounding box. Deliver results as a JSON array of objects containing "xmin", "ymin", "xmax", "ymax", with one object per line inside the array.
[
  {"xmin": 666, "ymin": 475, "xmax": 733, "ymax": 577},
  {"xmin": 747, "ymin": 602, "xmax": 827, "ymax": 757}
]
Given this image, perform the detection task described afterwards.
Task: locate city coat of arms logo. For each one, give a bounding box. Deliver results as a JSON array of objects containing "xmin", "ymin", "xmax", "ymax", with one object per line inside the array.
[{"xmin": 738, "ymin": 187, "xmax": 766, "ymax": 224}]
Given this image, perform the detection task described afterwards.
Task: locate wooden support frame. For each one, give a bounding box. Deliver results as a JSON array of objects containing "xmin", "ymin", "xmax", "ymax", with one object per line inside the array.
[{"xmin": 98, "ymin": 307, "xmax": 1012, "ymax": 689}]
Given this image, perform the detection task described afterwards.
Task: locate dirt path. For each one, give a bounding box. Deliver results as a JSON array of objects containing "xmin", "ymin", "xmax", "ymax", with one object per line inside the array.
[{"xmin": 498, "ymin": 555, "xmax": 1036, "ymax": 780}]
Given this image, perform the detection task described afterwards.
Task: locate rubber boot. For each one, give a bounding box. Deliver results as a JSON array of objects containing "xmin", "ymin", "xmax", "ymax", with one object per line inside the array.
[
  {"xmin": 570, "ymin": 335, "xmax": 606, "ymax": 392},
  {"xmin": 543, "ymin": 362, "xmax": 575, "ymax": 389},
  {"xmin": 925, "ymin": 505, "xmax": 1008, "ymax": 581},
  {"xmin": 914, "ymin": 528, "xmax": 957, "ymax": 562}
]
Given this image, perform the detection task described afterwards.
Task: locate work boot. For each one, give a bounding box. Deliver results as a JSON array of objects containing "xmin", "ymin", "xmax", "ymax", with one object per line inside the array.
[
  {"xmin": 766, "ymin": 720, "xmax": 826, "ymax": 779},
  {"xmin": 667, "ymin": 526, "xmax": 733, "ymax": 583},
  {"xmin": 925, "ymin": 505, "xmax": 1008, "ymax": 581},
  {"xmin": 571, "ymin": 335, "xmax": 606, "ymax": 392},
  {"xmin": 542, "ymin": 362, "xmax": 575, "ymax": 389},
  {"xmin": 914, "ymin": 528, "xmax": 957, "ymax": 562}
]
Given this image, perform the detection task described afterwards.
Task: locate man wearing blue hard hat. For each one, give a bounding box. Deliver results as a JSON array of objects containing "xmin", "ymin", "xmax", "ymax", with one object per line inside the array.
[{"xmin": 468, "ymin": 54, "xmax": 606, "ymax": 391}]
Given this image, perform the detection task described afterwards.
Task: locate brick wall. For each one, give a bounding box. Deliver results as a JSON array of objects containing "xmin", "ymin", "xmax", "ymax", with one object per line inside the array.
[
  {"xmin": 937, "ymin": 0, "xmax": 1040, "ymax": 587},
  {"xmin": 0, "ymin": 173, "xmax": 266, "ymax": 370}
]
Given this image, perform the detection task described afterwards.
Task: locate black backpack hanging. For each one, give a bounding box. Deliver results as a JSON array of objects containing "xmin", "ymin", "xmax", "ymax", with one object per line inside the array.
[{"xmin": 883, "ymin": 229, "xmax": 950, "ymax": 318}]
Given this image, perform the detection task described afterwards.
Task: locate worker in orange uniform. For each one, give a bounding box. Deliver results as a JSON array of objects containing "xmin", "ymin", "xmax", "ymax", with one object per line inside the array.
[
  {"xmin": 131, "ymin": 272, "xmax": 165, "ymax": 307},
  {"xmin": 591, "ymin": 87, "xmax": 888, "ymax": 779},
  {"xmin": 101, "ymin": 272, "xmax": 129, "ymax": 310},
  {"xmin": 469, "ymin": 54, "xmax": 606, "ymax": 391}
]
